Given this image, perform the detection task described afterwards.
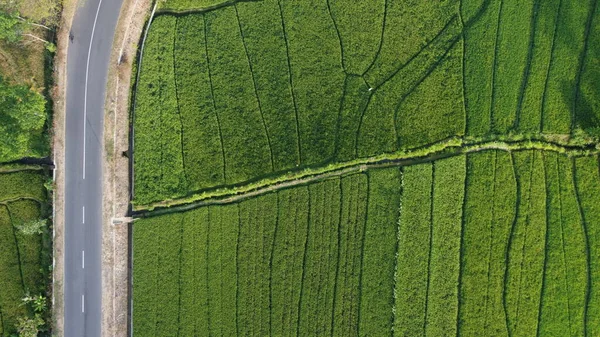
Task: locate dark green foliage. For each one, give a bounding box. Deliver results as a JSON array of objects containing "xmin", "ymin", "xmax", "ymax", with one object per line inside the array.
[
  {"xmin": 0, "ymin": 12, "xmax": 21, "ymax": 43},
  {"xmin": 356, "ymin": 17, "xmax": 462, "ymax": 157},
  {"xmin": 542, "ymin": 0, "xmax": 594, "ymax": 134},
  {"xmin": 134, "ymin": 0, "xmax": 600, "ymax": 331},
  {"xmin": 462, "ymin": 0, "xmax": 502, "ymax": 136},
  {"xmin": 135, "ymin": 0, "xmax": 600, "ymax": 205},
  {"xmin": 574, "ymin": 2, "xmax": 600, "ymax": 137},
  {"xmin": 395, "ymin": 163, "xmax": 432, "ymax": 336},
  {"xmin": 0, "ymin": 77, "xmax": 47, "ymax": 163},
  {"xmin": 395, "ymin": 43, "xmax": 464, "ymax": 148},
  {"xmin": 334, "ymin": 75, "xmax": 370, "ymax": 162},
  {"xmin": 491, "ymin": 0, "xmax": 534, "ymax": 133},
  {"xmin": 0, "ymin": 205, "xmax": 27, "ymax": 335},
  {"xmin": 363, "ymin": 0, "xmax": 459, "ymax": 88},
  {"xmin": 505, "ymin": 151, "xmax": 546, "ymax": 337},
  {"xmin": 358, "ymin": 167, "xmax": 401, "ymax": 336},
  {"xmin": 518, "ymin": 0, "xmax": 561, "ymax": 133}
]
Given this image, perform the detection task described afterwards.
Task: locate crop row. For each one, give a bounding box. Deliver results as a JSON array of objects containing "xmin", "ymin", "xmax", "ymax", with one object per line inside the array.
[
  {"xmin": 135, "ymin": 0, "xmax": 600, "ymax": 204},
  {"xmin": 464, "ymin": 0, "xmax": 598, "ymax": 135},
  {"xmin": 135, "ymin": 0, "xmax": 468, "ymax": 204},
  {"xmin": 0, "ymin": 171, "xmax": 47, "ymax": 335},
  {"xmin": 133, "ymin": 150, "xmax": 600, "ymax": 335}
]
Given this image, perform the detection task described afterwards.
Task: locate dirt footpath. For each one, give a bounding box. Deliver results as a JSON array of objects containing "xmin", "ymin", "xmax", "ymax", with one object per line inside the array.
[{"xmin": 101, "ymin": 0, "xmax": 152, "ymax": 336}]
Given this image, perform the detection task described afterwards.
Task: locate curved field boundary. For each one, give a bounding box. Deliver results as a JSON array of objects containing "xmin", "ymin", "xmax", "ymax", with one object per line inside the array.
[
  {"xmin": 130, "ymin": 1, "xmax": 158, "ymax": 200},
  {"xmin": 133, "ymin": 136, "xmax": 600, "ymax": 216},
  {"xmin": 0, "ymin": 197, "xmax": 45, "ymax": 206},
  {"xmin": 155, "ymin": 0, "xmax": 260, "ymax": 15},
  {"xmin": 0, "ymin": 165, "xmax": 45, "ymax": 174}
]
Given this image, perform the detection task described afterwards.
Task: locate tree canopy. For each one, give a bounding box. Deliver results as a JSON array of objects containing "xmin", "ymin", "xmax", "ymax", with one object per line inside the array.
[
  {"xmin": 0, "ymin": 11, "xmax": 21, "ymax": 42},
  {"xmin": 0, "ymin": 76, "xmax": 47, "ymax": 162}
]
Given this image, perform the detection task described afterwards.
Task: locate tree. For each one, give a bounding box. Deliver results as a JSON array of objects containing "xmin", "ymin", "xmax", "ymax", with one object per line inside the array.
[
  {"xmin": 0, "ymin": 76, "xmax": 47, "ymax": 162},
  {"xmin": 0, "ymin": 10, "xmax": 20, "ymax": 42},
  {"xmin": 0, "ymin": 11, "xmax": 51, "ymax": 44}
]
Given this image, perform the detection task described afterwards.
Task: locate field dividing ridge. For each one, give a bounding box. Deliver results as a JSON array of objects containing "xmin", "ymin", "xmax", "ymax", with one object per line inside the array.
[{"xmin": 134, "ymin": 138, "xmax": 600, "ymax": 214}]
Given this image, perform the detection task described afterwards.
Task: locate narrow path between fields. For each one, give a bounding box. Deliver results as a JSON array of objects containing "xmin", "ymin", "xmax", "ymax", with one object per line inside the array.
[{"xmin": 134, "ymin": 137, "xmax": 599, "ymax": 218}]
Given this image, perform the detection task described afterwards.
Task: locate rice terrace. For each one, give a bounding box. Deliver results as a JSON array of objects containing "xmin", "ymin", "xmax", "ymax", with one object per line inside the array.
[{"xmin": 130, "ymin": 0, "xmax": 600, "ymax": 335}]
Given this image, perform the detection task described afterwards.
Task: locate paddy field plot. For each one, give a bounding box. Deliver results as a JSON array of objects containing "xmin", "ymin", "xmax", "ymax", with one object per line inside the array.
[
  {"xmin": 130, "ymin": 0, "xmax": 600, "ymax": 335},
  {"xmin": 132, "ymin": 150, "xmax": 600, "ymax": 336},
  {"xmin": 0, "ymin": 169, "xmax": 51, "ymax": 336},
  {"xmin": 132, "ymin": 0, "xmax": 600, "ymax": 205}
]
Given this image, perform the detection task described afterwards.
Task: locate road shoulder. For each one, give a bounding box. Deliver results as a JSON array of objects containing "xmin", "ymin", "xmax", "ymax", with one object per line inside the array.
[
  {"xmin": 101, "ymin": 0, "xmax": 152, "ymax": 336},
  {"xmin": 51, "ymin": 0, "xmax": 78, "ymax": 335}
]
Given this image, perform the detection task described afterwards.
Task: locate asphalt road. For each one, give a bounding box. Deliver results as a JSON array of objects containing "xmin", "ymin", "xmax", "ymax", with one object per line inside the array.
[{"xmin": 64, "ymin": 0, "xmax": 123, "ymax": 335}]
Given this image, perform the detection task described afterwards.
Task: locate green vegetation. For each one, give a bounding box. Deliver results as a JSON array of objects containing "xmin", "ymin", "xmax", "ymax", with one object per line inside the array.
[
  {"xmin": 459, "ymin": 151, "xmax": 517, "ymax": 336},
  {"xmin": 539, "ymin": 152, "xmax": 587, "ymax": 336},
  {"xmin": 0, "ymin": 77, "xmax": 47, "ymax": 163},
  {"xmin": 426, "ymin": 155, "xmax": 465, "ymax": 336},
  {"xmin": 395, "ymin": 163, "xmax": 432, "ymax": 336},
  {"xmin": 573, "ymin": 155, "xmax": 600, "ymax": 335},
  {"xmin": 0, "ymin": 0, "xmax": 59, "ymax": 164},
  {"xmin": 133, "ymin": 15, "xmax": 187, "ymax": 203},
  {"xmin": 133, "ymin": 150, "xmax": 600, "ymax": 335},
  {"xmin": 173, "ymin": 14, "xmax": 224, "ymax": 191},
  {"xmin": 358, "ymin": 168, "xmax": 401, "ymax": 336},
  {"xmin": 157, "ymin": 0, "xmax": 231, "ymax": 11},
  {"xmin": 133, "ymin": 0, "xmax": 600, "ymax": 335},
  {"xmin": 0, "ymin": 169, "xmax": 51, "ymax": 336},
  {"xmin": 1, "ymin": 4, "xmax": 58, "ymax": 331},
  {"xmin": 505, "ymin": 151, "xmax": 546, "ymax": 336},
  {"xmin": 133, "ymin": 0, "xmax": 600, "ymax": 203}
]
